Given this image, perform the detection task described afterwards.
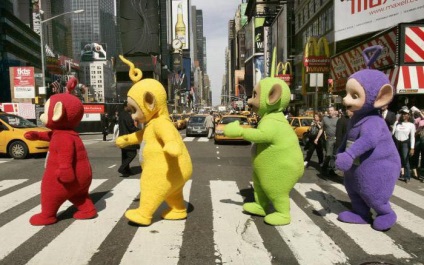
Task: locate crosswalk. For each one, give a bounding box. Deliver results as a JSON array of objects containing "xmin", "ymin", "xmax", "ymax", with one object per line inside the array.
[{"xmin": 0, "ymin": 178, "xmax": 423, "ymax": 264}]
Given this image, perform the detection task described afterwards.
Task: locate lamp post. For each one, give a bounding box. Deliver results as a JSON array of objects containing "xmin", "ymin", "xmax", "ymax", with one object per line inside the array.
[{"xmin": 40, "ymin": 9, "xmax": 84, "ymax": 89}]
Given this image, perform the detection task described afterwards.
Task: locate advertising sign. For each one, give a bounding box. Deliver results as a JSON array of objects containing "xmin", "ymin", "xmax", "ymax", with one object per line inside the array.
[
  {"xmin": 80, "ymin": 42, "xmax": 107, "ymax": 61},
  {"xmin": 0, "ymin": 103, "xmax": 36, "ymax": 119},
  {"xmin": 254, "ymin": 18, "xmax": 265, "ymax": 54},
  {"xmin": 334, "ymin": 0, "xmax": 424, "ymax": 42},
  {"xmin": 172, "ymin": 0, "xmax": 189, "ymax": 50},
  {"xmin": 11, "ymin": 67, "xmax": 36, "ymax": 99},
  {"xmin": 303, "ymin": 37, "xmax": 330, "ymax": 73},
  {"xmin": 400, "ymin": 24, "xmax": 424, "ymax": 64},
  {"xmin": 330, "ymin": 27, "xmax": 398, "ymax": 91},
  {"xmin": 275, "ymin": 62, "xmax": 293, "ymax": 86},
  {"xmin": 83, "ymin": 104, "xmax": 105, "ymax": 114},
  {"xmin": 32, "ymin": 0, "xmax": 42, "ymax": 36}
]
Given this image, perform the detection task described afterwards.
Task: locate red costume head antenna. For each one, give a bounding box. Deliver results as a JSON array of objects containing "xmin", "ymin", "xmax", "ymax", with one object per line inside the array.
[{"xmin": 66, "ymin": 77, "xmax": 78, "ymax": 94}]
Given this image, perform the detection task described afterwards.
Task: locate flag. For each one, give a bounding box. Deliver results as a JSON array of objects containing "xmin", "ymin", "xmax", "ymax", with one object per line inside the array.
[{"xmin": 51, "ymin": 80, "xmax": 61, "ymax": 93}]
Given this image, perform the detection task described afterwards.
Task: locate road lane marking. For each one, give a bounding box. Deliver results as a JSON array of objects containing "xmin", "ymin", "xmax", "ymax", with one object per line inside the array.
[
  {"xmin": 27, "ymin": 179, "xmax": 140, "ymax": 265},
  {"xmin": 210, "ymin": 180, "xmax": 272, "ymax": 265},
  {"xmin": 198, "ymin": 138, "xmax": 209, "ymax": 142},
  {"xmin": 0, "ymin": 182, "xmax": 40, "ymax": 213},
  {"xmin": 276, "ymin": 199, "xmax": 349, "ymax": 265},
  {"xmin": 295, "ymin": 183, "xmax": 411, "ymax": 258},
  {"xmin": 108, "ymin": 164, "xmax": 116, "ymax": 169},
  {"xmin": 120, "ymin": 180, "xmax": 192, "ymax": 264},
  {"xmin": 0, "ymin": 179, "xmax": 106, "ymax": 260},
  {"xmin": 0, "ymin": 179, "xmax": 28, "ymax": 192},
  {"xmin": 183, "ymin": 137, "xmax": 194, "ymax": 142},
  {"xmin": 393, "ymin": 185, "xmax": 424, "ymax": 210},
  {"xmin": 332, "ymin": 183, "xmax": 424, "ymax": 237}
]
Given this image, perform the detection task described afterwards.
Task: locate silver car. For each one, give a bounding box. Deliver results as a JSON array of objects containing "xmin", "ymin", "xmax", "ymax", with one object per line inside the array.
[{"xmin": 185, "ymin": 115, "xmax": 208, "ymax": 137}]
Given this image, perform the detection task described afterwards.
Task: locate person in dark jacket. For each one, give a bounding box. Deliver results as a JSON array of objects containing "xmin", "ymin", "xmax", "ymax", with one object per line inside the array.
[
  {"xmin": 335, "ymin": 109, "xmax": 353, "ymax": 152},
  {"xmin": 118, "ymin": 101, "xmax": 139, "ymax": 177},
  {"xmin": 381, "ymin": 105, "xmax": 397, "ymax": 131},
  {"xmin": 101, "ymin": 113, "xmax": 110, "ymax": 141}
]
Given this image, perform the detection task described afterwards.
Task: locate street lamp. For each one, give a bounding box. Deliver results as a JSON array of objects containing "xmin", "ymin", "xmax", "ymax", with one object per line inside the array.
[{"xmin": 40, "ymin": 9, "xmax": 84, "ymax": 89}]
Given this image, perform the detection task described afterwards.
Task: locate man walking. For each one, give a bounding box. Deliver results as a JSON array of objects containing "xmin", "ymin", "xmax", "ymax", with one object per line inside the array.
[
  {"xmin": 205, "ymin": 111, "xmax": 215, "ymax": 139},
  {"xmin": 117, "ymin": 101, "xmax": 139, "ymax": 177},
  {"xmin": 317, "ymin": 106, "xmax": 339, "ymax": 176}
]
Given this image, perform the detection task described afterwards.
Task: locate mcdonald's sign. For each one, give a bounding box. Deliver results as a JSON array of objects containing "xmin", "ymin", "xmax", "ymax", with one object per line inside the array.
[
  {"xmin": 274, "ymin": 62, "xmax": 292, "ymax": 85},
  {"xmin": 303, "ymin": 37, "xmax": 330, "ymax": 73}
]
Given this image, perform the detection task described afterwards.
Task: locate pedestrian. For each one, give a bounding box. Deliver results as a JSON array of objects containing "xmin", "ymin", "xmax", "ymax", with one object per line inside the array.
[
  {"xmin": 205, "ymin": 111, "xmax": 215, "ymax": 139},
  {"xmin": 393, "ymin": 106, "xmax": 415, "ymax": 183},
  {"xmin": 334, "ymin": 109, "xmax": 353, "ymax": 152},
  {"xmin": 381, "ymin": 104, "xmax": 396, "ymax": 131},
  {"xmin": 117, "ymin": 101, "xmax": 139, "ymax": 177},
  {"xmin": 317, "ymin": 106, "xmax": 339, "ymax": 176},
  {"xmin": 304, "ymin": 113, "xmax": 324, "ymax": 168},
  {"xmin": 410, "ymin": 106, "xmax": 424, "ymax": 182},
  {"xmin": 112, "ymin": 111, "xmax": 119, "ymax": 141},
  {"xmin": 101, "ymin": 113, "xmax": 110, "ymax": 141}
]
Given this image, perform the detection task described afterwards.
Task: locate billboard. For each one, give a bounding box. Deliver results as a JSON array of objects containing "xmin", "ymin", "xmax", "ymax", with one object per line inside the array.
[
  {"xmin": 10, "ymin": 67, "xmax": 36, "ymax": 99},
  {"xmin": 303, "ymin": 37, "xmax": 330, "ymax": 73},
  {"xmin": 81, "ymin": 42, "xmax": 107, "ymax": 61},
  {"xmin": 334, "ymin": 0, "xmax": 424, "ymax": 42},
  {"xmin": 172, "ymin": 0, "xmax": 189, "ymax": 50}
]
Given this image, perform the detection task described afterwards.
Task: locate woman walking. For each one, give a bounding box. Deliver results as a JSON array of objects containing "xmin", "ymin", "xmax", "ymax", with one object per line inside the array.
[
  {"xmin": 304, "ymin": 113, "xmax": 324, "ymax": 168},
  {"xmin": 393, "ymin": 106, "xmax": 415, "ymax": 183}
]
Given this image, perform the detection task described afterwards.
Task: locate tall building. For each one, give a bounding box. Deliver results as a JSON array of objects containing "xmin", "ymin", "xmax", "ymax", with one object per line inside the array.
[
  {"xmin": 70, "ymin": 0, "xmax": 117, "ymax": 61},
  {"xmin": 195, "ymin": 10, "xmax": 205, "ymax": 71}
]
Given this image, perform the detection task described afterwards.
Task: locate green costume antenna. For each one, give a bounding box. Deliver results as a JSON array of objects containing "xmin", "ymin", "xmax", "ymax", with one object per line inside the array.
[{"xmin": 270, "ymin": 47, "xmax": 277, "ymax": 78}]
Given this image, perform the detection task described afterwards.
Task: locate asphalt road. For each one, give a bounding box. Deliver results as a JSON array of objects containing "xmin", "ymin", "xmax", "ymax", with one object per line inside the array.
[{"xmin": 0, "ymin": 132, "xmax": 423, "ymax": 265}]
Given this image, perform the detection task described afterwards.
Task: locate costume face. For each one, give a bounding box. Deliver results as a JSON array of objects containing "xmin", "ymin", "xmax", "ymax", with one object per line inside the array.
[
  {"xmin": 127, "ymin": 97, "xmax": 146, "ymax": 124},
  {"xmin": 247, "ymin": 84, "xmax": 261, "ymax": 114},
  {"xmin": 343, "ymin": 78, "xmax": 366, "ymax": 112}
]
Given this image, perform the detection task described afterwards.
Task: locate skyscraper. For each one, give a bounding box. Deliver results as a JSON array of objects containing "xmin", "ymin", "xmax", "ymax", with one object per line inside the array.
[{"xmin": 70, "ymin": 0, "xmax": 117, "ymax": 61}]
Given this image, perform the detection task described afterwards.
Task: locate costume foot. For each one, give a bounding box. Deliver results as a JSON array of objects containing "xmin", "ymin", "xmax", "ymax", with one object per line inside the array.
[
  {"xmin": 73, "ymin": 208, "xmax": 97, "ymax": 219},
  {"xmin": 125, "ymin": 209, "xmax": 152, "ymax": 226},
  {"xmin": 243, "ymin": 202, "xmax": 266, "ymax": 216},
  {"xmin": 338, "ymin": 211, "xmax": 370, "ymax": 224},
  {"xmin": 30, "ymin": 213, "xmax": 57, "ymax": 226},
  {"xmin": 264, "ymin": 212, "xmax": 291, "ymax": 226},
  {"xmin": 161, "ymin": 208, "xmax": 187, "ymax": 220},
  {"xmin": 373, "ymin": 212, "xmax": 397, "ymax": 231}
]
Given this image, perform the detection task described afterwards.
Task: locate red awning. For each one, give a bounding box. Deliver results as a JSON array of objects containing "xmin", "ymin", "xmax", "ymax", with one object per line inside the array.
[{"xmin": 396, "ymin": 66, "xmax": 424, "ymax": 94}]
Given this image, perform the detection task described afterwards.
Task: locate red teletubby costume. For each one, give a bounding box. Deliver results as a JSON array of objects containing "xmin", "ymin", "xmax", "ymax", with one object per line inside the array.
[{"xmin": 25, "ymin": 77, "xmax": 97, "ymax": 225}]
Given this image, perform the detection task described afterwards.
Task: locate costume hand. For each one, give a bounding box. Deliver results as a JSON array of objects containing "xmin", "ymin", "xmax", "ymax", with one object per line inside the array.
[
  {"xmin": 410, "ymin": 149, "xmax": 415, "ymax": 156},
  {"xmin": 335, "ymin": 152, "xmax": 354, "ymax": 172},
  {"xmin": 115, "ymin": 135, "xmax": 129, "ymax": 148},
  {"xmin": 56, "ymin": 167, "xmax": 75, "ymax": 183},
  {"xmin": 163, "ymin": 141, "xmax": 182, "ymax": 157},
  {"xmin": 224, "ymin": 121, "xmax": 243, "ymax": 137},
  {"xmin": 24, "ymin": 131, "xmax": 40, "ymax": 141}
]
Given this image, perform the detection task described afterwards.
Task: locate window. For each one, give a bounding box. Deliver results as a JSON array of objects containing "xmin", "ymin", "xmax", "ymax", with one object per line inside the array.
[
  {"xmin": 309, "ymin": 1, "xmax": 314, "ymax": 17},
  {"xmin": 303, "ymin": 7, "xmax": 308, "ymax": 22}
]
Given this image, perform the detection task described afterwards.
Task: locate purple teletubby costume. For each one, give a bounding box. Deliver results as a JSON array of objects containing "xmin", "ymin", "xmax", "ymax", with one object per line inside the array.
[{"xmin": 335, "ymin": 45, "xmax": 401, "ymax": 231}]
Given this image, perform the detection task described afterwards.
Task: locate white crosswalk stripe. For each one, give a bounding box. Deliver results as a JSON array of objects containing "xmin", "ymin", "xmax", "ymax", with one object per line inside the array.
[{"xmin": 0, "ymin": 178, "xmax": 423, "ymax": 263}]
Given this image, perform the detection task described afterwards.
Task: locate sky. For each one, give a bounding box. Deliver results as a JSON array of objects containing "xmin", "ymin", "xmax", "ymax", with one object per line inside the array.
[{"xmin": 190, "ymin": 0, "xmax": 243, "ymax": 106}]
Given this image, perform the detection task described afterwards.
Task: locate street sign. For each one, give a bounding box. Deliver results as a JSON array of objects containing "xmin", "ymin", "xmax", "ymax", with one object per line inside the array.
[{"xmin": 309, "ymin": 73, "xmax": 324, "ymax": 87}]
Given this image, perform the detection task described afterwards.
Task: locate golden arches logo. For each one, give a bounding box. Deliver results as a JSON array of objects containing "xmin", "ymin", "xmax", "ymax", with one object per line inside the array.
[
  {"xmin": 275, "ymin": 62, "xmax": 293, "ymax": 85},
  {"xmin": 303, "ymin": 36, "xmax": 331, "ymax": 73}
]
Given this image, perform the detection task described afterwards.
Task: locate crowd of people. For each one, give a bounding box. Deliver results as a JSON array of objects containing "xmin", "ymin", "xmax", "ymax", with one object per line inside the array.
[{"xmin": 303, "ymin": 105, "xmax": 424, "ymax": 183}]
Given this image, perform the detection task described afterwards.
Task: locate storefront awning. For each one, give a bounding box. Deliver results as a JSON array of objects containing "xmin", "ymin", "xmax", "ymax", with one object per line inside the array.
[{"xmin": 396, "ymin": 66, "xmax": 424, "ymax": 94}]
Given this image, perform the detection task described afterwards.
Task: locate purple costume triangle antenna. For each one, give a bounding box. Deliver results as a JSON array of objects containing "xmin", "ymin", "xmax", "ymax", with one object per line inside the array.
[{"xmin": 362, "ymin": 45, "xmax": 383, "ymax": 69}]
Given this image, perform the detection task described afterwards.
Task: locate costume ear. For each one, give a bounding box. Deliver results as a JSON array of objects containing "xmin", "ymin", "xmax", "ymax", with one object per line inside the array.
[
  {"xmin": 144, "ymin": 91, "xmax": 156, "ymax": 111},
  {"xmin": 52, "ymin": 101, "xmax": 63, "ymax": 122},
  {"xmin": 374, "ymin": 84, "xmax": 393, "ymax": 109},
  {"xmin": 268, "ymin": 83, "xmax": 282, "ymax": 105}
]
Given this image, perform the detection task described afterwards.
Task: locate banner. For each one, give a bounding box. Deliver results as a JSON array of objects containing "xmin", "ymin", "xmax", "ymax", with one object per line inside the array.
[
  {"xmin": 303, "ymin": 37, "xmax": 330, "ymax": 73},
  {"xmin": 334, "ymin": 0, "xmax": 424, "ymax": 42}
]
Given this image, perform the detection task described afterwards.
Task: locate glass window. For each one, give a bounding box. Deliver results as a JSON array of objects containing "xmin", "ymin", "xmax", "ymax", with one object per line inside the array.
[
  {"xmin": 292, "ymin": 119, "xmax": 300, "ymax": 127},
  {"xmin": 309, "ymin": 1, "xmax": 314, "ymax": 16},
  {"xmin": 303, "ymin": 7, "xmax": 308, "ymax": 22}
]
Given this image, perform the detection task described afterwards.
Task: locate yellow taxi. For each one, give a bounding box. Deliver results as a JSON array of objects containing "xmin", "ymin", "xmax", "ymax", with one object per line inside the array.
[
  {"xmin": 287, "ymin": 116, "xmax": 313, "ymax": 144},
  {"xmin": 170, "ymin": 114, "xmax": 187, "ymax": 130},
  {"xmin": 214, "ymin": 114, "xmax": 253, "ymax": 144},
  {"xmin": 0, "ymin": 112, "xmax": 50, "ymax": 159}
]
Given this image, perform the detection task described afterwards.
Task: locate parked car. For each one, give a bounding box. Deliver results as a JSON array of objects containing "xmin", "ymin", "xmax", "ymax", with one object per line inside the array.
[
  {"xmin": 170, "ymin": 114, "xmax": 187, "ymax": 130},
  {"xmin": 214, "ymin": 114, "xmax": 253, "ymax": 144},
  {"xmin": 185, "ymin": 114, "xmax": 208, "ymax": 137},
  {"xmin": 0, "ymin": 112, "xmax": 50, "ymax": 159},
  {"xmin": 287, "ymin": 116, "xmax": 313, "ymax": 145}
]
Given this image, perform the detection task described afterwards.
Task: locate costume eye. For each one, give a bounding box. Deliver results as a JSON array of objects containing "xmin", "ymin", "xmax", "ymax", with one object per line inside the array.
[
  {"xmin": 253, "ymin": 91, "xmax": 257, "ymax": 98},
  {"xmin": 352, "ymin": 94, "xmax": 359, "ymax": 99},
  {"xmin": 129, "ymin": 106, "xmax": 136, "ymax": 114}
]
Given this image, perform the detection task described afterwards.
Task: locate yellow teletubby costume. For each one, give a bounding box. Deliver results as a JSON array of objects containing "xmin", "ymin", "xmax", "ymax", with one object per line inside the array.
[{"xmin": 116, "ymin": 55, "xmax": 192, "ymax": 226}]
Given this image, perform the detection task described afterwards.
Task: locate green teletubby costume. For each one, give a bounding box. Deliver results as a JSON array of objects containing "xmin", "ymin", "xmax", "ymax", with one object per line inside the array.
[{"xmin": 224, "ymin": 49, "xmax": 304, "ymax": 225}]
